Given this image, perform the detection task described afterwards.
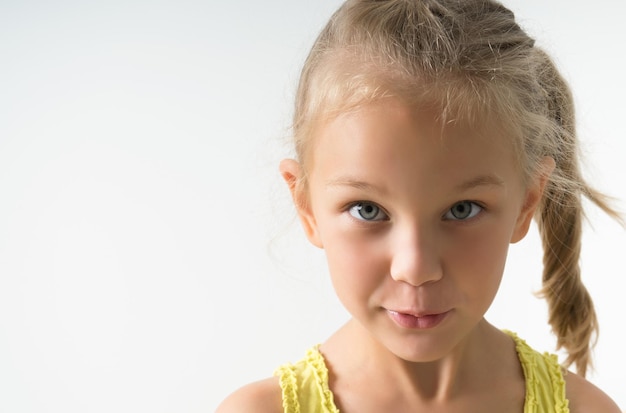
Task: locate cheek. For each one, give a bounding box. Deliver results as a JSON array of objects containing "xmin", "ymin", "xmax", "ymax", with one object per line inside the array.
[
  {"xmin": 323, "ymin": 231, "xmax": 388, "ymax": 305},
  {"xmin": 445, "ymin": 225, "xmax": 512, "ymax": 297},
  {"xmin": 454, "ymin": 232, "xmax": 508, "ymax": 271}
]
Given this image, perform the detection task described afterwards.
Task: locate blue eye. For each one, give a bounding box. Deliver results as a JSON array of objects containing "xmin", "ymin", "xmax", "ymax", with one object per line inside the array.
[
  {"xmin": 348, "ymin": 202, "xmax": 387, "ymax": 221},
  {"xmin": 445, "ymin": 201, "xmax": 482, "ymax": 220}
]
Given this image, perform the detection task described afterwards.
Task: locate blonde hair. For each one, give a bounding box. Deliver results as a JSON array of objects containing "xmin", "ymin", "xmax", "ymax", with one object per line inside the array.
[{"xmin": 291, "ymin": 0, "xmax": 620, "ymax": 376}]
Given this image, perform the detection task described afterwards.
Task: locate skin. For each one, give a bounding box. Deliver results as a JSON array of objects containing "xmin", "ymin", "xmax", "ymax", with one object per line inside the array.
[{"xmin": 216, "ymin": 99, "xmax": 621, "ymax": 413}]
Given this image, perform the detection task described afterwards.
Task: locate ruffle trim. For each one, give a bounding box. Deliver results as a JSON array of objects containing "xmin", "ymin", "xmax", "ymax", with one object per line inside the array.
[
  {"xmin": 305, "ymin": 346, "xmax": 340, "ymax": 413},
  {"xmin": 544, "ymin": 352, "xmax": 569, "ymax": 413},
  {"xmin": 505, "ymin": 330, "xmax": 569, "ymax": 413},
  {"xmin": 274, "ymin": 363, "xmax": 301, "ymax": 413},
  {"xmin": 273, "ymin": 346, "xmax": 340, "ymax": 413}
]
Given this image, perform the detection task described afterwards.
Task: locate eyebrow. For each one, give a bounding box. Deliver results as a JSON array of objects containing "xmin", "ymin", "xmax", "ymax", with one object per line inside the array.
[
  {"xmin": 455, "ymin": 174, "xmax": 505, "ymax": 191},
  {"xmin": 325, "ymin": 177, "xmax": 384, "ymax": 193},
  {"xmin": 325, "ymin": 174, "xmax": 505, "ymax": 192}
]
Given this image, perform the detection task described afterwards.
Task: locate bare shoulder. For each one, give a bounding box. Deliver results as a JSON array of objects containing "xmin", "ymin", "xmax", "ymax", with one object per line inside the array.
[
  {"xmin": 215, "ymin": 377, "xmax": 283, "ymax": 413},
  {"xmin": 565, "ymin": 370, "xmax": 622, "ymax": 413}
]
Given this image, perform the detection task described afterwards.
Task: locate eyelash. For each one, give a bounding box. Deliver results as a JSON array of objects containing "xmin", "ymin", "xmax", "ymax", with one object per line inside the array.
[
  {"xmin": 443, "ymin": 200, "xmax": 484, "ymax": 221},
  {"xmin": 346, "ymin": 201, "xmax": 388, "ymax": 222},
  {"xmin": 345, "ymin": 200, "xmax": 484, "ymax": 223}
]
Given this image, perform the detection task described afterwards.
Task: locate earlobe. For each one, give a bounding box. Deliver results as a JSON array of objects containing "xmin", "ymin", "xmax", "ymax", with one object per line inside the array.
[
  {"xmin": 279, "ymin": 159, "xmax": 323, "ymax": 248},
  {"xmin": 510, "ymin": 157, "xmax": 555, "ymax": 244}
]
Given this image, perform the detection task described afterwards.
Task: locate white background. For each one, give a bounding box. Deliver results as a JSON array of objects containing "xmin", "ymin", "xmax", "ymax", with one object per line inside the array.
[{"xmin": 0, "ymin": 1, "xmax": 624, "ymax": 412}]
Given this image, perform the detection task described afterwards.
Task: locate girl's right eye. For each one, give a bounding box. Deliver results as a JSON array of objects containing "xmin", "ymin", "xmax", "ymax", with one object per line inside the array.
[{"xmin": 348, "ymin": 202, "xmax": 388, "ymax": 221}]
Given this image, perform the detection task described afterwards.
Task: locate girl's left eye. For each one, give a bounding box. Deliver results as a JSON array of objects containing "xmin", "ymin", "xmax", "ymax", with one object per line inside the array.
[
  {"xmin": 348, "ymin": 202, "xmax": 388, "ymax": 221},
  {"xmin": 444, "ymin": 201, "xmax": 482, "ymax": 221}
]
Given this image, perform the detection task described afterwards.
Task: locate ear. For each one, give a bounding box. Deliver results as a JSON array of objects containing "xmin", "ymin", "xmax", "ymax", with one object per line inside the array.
[
  {"xmin": 510, "ymin": 157, "xmax": 555, "ymax": 244},
  {"xmin": 279, "ymin": 159, "xmax": 324, "ymax": 248}
]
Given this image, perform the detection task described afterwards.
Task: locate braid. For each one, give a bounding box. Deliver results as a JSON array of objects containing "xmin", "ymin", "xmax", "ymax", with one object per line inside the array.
[
  {"xmin": 537, "ymin": 178, "xmax": 595, "ymax": 376},
  {"xmin": 534, "ymin": 51, "xmax": 621, "ymax": 377}
]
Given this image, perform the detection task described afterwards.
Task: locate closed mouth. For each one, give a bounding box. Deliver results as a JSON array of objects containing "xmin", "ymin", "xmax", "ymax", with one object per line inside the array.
[{"xmin": 386, "ymin": 309, "xmax": 450, "ymax": 329}]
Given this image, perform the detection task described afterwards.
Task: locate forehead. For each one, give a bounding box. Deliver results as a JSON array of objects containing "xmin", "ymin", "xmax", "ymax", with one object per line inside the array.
[{"xmin": 308, "ymin": 99, "xmax": 521, "ymax": 191}]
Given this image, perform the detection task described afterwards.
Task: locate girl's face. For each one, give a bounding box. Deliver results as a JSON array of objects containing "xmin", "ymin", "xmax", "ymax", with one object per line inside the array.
[{"xmin": 282, "ymin": 99, "xmax": 548, "ymax": 362}]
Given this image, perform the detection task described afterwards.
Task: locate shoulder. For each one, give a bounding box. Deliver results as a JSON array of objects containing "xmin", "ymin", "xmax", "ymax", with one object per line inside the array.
[
  {"xmin": 565, "ymin": 370, "xmax": 622, "ymax": 413},
  {"xmin": 215, "ymin": 377, "xmax": 283, "ymax": 413}
]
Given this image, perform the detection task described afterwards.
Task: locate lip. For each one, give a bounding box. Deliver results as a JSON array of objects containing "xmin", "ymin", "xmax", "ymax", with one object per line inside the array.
[{"xmin": 386, "ymin": 309, "xmax": 451, "ymax": 330}]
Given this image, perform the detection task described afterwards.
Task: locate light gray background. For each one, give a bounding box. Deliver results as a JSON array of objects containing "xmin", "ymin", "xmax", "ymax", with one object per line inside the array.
[{"xmin": 1, "ymin": 1, "xmax": 624, "ymax": 412}]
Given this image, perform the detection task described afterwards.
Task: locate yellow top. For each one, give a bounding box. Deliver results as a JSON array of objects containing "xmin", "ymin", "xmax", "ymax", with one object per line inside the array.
[{"xmin": 274, "ymin": 332, "xmax": 569, "ymax": 413}]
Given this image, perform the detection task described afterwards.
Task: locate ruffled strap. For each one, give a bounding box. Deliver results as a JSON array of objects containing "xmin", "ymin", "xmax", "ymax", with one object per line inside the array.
[
  {"xmin": 505, "ymin": 330, "xmax": 570, "ymax": 413},
  {"xmin": 304, "ymin": 346, "xmax": 340, "ymax": 413},
  {"xmin": 274, "ymin": 346, "xmax": 340, "ymax": 413}
]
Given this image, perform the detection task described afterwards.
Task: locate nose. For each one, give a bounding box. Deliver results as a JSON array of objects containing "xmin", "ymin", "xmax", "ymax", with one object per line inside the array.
[{"xmin": 389, "ymin": 225, "xmax": 443, "ymax": 286}]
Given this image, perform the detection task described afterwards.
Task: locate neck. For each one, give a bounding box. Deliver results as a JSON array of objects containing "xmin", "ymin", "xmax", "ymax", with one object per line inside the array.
[{"xmin": 320, "ymin": 318, "xmax": 519, "ymax": 404}]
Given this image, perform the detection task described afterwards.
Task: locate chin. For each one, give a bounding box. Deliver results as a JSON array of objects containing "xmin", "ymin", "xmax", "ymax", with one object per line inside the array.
[
  {"xmin": 376, "ymin": 333, "xmax": 458, "ymax": 364},
  {"xmin": 393, "ymin": 346, "xmax": 452, "ymax": 363}
]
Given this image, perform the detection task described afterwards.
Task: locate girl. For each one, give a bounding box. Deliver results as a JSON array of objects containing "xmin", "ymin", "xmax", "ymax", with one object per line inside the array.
[{"xmin": 218, "ymin": 0, "xmax": 622, "ymax": 411}]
